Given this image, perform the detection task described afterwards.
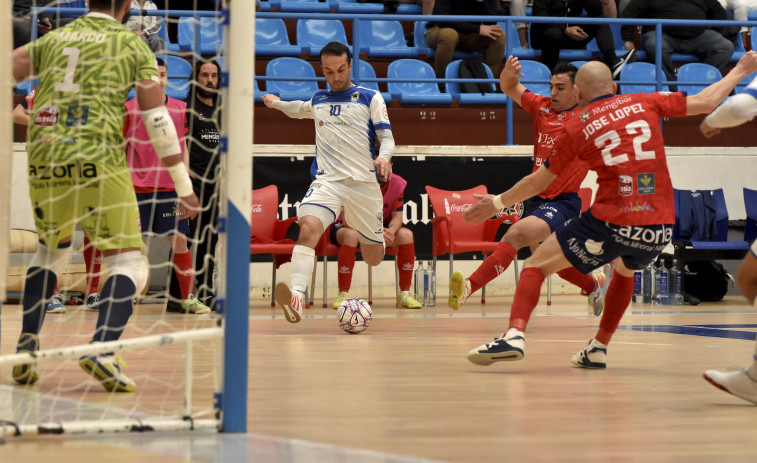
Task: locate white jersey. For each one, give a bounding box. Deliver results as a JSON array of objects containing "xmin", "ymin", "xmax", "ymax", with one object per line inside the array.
[
  {"xmin": 703, "ymin": 75, "xmax": 757, "ymax": 128},
  {"xmin": 274, "ymin": 85, "xmax": 393, "ymax": 183}
]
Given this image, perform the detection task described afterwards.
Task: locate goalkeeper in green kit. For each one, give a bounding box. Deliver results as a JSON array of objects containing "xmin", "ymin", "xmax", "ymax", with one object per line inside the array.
[{"xmin": 11, "ymin": 0, "xmax": 199, "ymax": 392}]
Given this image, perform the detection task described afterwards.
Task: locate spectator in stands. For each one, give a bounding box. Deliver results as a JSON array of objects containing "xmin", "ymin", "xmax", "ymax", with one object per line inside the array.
[
  {"xmin": 425, "ymin": 0, "xmax": 507, "ymax": 86},
  {"xmin": 330, "ymin": 167, "xmax": 423, "ymax": 310},
  {"xmin": 13, "ymin": 0, "xmax": 86, "ymax": 48},
  {"xmin": 531, "ymin": 0, "xmax": 637, "ymax": 77},
  {"xmin": 180, "ymin": 58, "xmax": 222, "ymax": 311},
  {"xmin": 126, "ymin": 0, "xmax": 166, "ymax": 53},
  {"xmin": 510, "ymin": 0, "xmax": 530, "ymax": 47},
  {"xmin": 621, "ymin": 0, "xmax": 735, "ymax": 84},
  {"xmin": 717, "ymin": 0, "xmax": 757, "ymax": 51},
  {"xmin": 616, "ymin": 0, "xmax": 630, "ymax": 15}
]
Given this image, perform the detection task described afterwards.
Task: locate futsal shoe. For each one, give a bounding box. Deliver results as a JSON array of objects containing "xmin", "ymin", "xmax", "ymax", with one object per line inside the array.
[
  {"xmin": 703, "ymin": 369, "xmax": 757, "ymax": 405},
  {"xmin": 275, "ymin": 282, "xmax": 302, "ymax": 323},
  {"xmin": 84, "ymin": 292, "xmax": 100, "ymax": 312},
  {"xmin": 79, "ymin": 352, "xmax": 136, "ymax": 393},
  {"xmin": 181, "ymin": 294, "xmax": 211, "ymax": 314},
  {"xmin": 397, "ymin": 292, "xmax": 423, "ymax": 309},
  {"xmin": 13, "ymin": 333, "xmax": 40, "ymax": 385},
  {"xmin": 571, "ymin": 339, "xmax": 608, "ymax": 369},
  {"xmin": 448, "ymin": 270, "xmax": 471, "ymax": 310},
  {"xmin": 332, "ymin": 291, "xmax": 349, "ymax": 309},
  {"xmin": 467, "ymin": 330, "xmax": 525, "ymax": 365},
  {"xmin": 587, "ymin": 270, "xmax": 609, "ymax": 316},
  {"xmin": 46, "ymin": 294, "xmax": 66, "ymax": 314}
]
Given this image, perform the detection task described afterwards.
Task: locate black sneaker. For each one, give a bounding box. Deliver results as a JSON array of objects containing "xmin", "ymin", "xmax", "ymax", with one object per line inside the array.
[
  {"xmin": 467, "ymin": 336, "xmax": 525, "ymax": 365},
  {"xmin": 166, "ymin": 299, "xmax": 184, "ymax": 313},
  {"xmin": 611, "ymin": 49, "xmax": 638, "ymax": 79}
]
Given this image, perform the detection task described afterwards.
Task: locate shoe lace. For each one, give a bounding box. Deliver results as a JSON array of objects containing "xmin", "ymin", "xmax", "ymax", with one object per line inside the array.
[{"xmin": 486, "ymin": 338, "xmax": 503, "ymax": 349}]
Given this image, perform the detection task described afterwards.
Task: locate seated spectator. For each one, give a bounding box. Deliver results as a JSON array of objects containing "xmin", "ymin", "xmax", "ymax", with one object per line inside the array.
[
  {"xmin": 621, "ymin": 0, "xmax": 735, "ymax": 84},
  {"xmin": 425, "ymin": 0, "xmax": 506, "ymax": 87},
  {"xmin": 616, "ymin": 0, "xmax": 630, "ymax": 15},
  {"xmin": 510, "ymin": 0, "xmax": 530, "ymax": 47},
  {"xmin": 126, "ymin": 0, "xmax": 166, "ymax": 53},
  {"xmin": 531, "ymin": 0, "xmax": 637, "ymax": 76},
  {"xmin": 717, "ymin": 0, "xmax": 757, "ymax": 51},
  {"xmin": 330, "ymin": 169, "xmax": 422, "ymax": 310},
  {"xmin": 13, "ymin": 0, "xmax": 86, "ymax": 48}
]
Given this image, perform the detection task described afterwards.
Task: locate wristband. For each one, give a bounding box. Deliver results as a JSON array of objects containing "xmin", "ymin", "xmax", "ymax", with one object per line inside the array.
[
  {"xmin": 492, "ymin": 194, "xmax": 505, "ymax": 210},
  {"xmin": 166, "ymin": 163, "xmax": 194, "ymax": 197}
]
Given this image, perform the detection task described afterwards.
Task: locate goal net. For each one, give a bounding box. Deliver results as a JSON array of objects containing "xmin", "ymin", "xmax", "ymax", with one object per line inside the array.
[{"xmin": 0, "ymin": 0, "xmax": 252, "ymax": 436}]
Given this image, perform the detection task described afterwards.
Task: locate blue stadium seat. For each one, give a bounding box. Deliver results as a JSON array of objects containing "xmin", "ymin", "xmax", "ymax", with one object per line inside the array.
[
  {"xmin": 254, "ymin": 77, "xmax": 263, "ymax": 103},
  {"xmin": 156, "ymin": 20, "xmax": 181, "ymax": 53},
  {"xmin": 259, "ymin": 0, "xmax": 280, "ymax": 9},
  {"xmin": 753, "ymin": 26, "xmax": 757, "ymax": 51},
  {"xmin": 163, "ymin": 55, "xmax": 192, "ymax": 79},
  {"xmin": 735, "ymin": 71, "xmax": 757, "ymax": 94},
  {"xmin": 332, "ymin": 0, "xmax": 383, "ymax": 13},
  {"xmin": 570, "ymin": 60, "xmax": 589, "ymax": 68},
  {"xmin": 414, "ymin": 21, "xmax": 477, "ymax": 59},
  {"xmin": 265, "ymin": 57, "xmax": 321, "ymax": 101},
  {"xmin": 352, "ymin": 60, "xmax": 393, "ymax": 104},
  {"xmin": 297, "ymin": 19, "xmax": 349, "ymax": 57},
  {"xmin": 729, "ymin": 30, "xmax": 747, "ymax": 63},
  {"xmin": 256, "ymin": 18, "xmax": 302, "ymax": 57},
  {"xmin": 166, "ymin": 80, "xmax": 189, "ymax": 100},
  {"xmin": 676, "ymin": 63, "xmax": 722, "ymax": 95},
  {"xmin": 745, "ymin": 188, "xmax": 757, "ymax": 242},
  {"xmin": 619, "ymin": 62, "xmax": 668, "ymax": 94},
  {"xmin": 177, "ymin": 16, "xmax": 223, "ymax": 55},
  {"xmin": 501, "ymin": 21, "xmax": 537, "ymax": 60},
  {"xmin": 279, "ymin": 0, "xmax": 330, "ymax": 13},
  {"xmin": 387, "ymin": 59, "xmax": 453, "ymax": 104},
  {"xmin": 444, "ymin": 59, "xmax": 507, "ymax": 105},
  {"xmin": 396, "ymin": 3, "xmax": 422, "ymax": 14},
  {"xmin": 358, "ymin": 20, "xmax": 419, "ymax": 58},
  {"xmin": 518, "ymin": 60, "xmax": 551, "ymax": 97}
]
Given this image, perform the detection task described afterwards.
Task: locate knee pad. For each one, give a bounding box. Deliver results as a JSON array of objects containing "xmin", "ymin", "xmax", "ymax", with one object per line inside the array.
[
  {"xmin": 29, "ymin": 243, "xmax": 72, "ymax": 277},
  {"xmin": 103, "ymin": 251, "xmax": 149, "ymax": 295}
]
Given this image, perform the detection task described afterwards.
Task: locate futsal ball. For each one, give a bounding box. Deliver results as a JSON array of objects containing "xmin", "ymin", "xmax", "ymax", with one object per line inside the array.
[{"xmin": 336, "ymin": 297, "xmax": 372, "ymax": 334}]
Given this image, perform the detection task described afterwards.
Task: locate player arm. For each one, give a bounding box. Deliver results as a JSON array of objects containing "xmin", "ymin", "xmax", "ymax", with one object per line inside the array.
[
  {"xmin": 687, "ymin": 51, "xmax": 757, "ymax": 115},
  {"xmin": 499, "ymin": 56, "xmax": 527, "ymax": 106},
  {"xmin": 12, "ymin": 47, "xmax": 34, "ymax": 83},
  {"xmin": 387, "ymin": 209, "xmax": 403, "ymax": 234},
  {"xmin": 13, "ymin": 104, "xmax": 30, "ymax": 125},
  {"xmin": 262, "ymin": 94, "xmax": 313, "ymax": 119},
  {"xmin": 702, "ymin": 92, "xmax": 757, "ymax": 128}
]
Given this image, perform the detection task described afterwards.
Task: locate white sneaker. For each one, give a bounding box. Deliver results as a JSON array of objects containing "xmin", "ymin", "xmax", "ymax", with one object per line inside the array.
[
  {"xmin": 587, "ymin": 271, "xmax": 609, "ymax": 316},
  {"xmin": 46, "ymin": 294, "xmax": 66, "ymax": 314},
  {"xmin": 275, "ymin": 282, "xmax": 302, "ymax": 323},
  {"xmin": 467, "ymin": 329, "xmax": 525, "ymax": 365},
  {"xmin": 84, "ymin": 292, "xmax": 100, "ymax": 312},
  {"xmin": 703, "ymin": 369, "xmax": 757, "ymax": 404},
  {"xmin": 571, "ymin": 339, "xmax": 607, "ymax": 369},
  {"xmin": 79, "ymin": 352, "xmax": 136, "ymax": 393}
]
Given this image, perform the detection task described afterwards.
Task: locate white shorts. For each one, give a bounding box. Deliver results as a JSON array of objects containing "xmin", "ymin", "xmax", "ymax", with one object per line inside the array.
[{"xmin": 299, "ymin": 179, "xmax": 384, "ymax": 244}]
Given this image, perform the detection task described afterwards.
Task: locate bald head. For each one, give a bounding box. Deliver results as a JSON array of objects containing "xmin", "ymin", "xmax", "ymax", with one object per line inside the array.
[{"xmin": 574, "ymin": 61, "xmax": 616, "ymax": 106}]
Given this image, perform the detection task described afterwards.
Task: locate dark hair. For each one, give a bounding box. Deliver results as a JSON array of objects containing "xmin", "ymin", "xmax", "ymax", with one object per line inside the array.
[
  {"xmin": 155, "ymin": 57, "xmax": 166, "ymax": 68},
  {"xmin": 319, "ymin": 42, "xmax": 351, "ymax": 64},
  {"xmin": 186, "ymin": 56, "xmax": 222, "ymax": 103},
  {"xmin": 89, "ymin": 0, "xmax": 128, "ymax": 9},
  {"xmin": 552, "ymin": 63, "xmax": 579, "ymax": 82}
]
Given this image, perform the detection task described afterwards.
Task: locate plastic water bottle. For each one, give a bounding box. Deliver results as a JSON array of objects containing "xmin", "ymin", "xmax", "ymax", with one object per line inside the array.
[
  {"xmin": 653, "ymin": 260, "xmax": 663, "ymax": 305},
  {"xmin": 659, "ymin": 262, "xmax": 670, "ymax": 305},
  {"xmin": 670, "ymin": 258, "xmax": 684, "ymax": 305},
  {"xmin": 424, "ymin": 264, "xmax": 436, "ymax": 307},
  {"xmin": 642, "ymin": 262, "xmax": 653, "ymax": 304},
  {"xmin": 414, "ymin": 261, "xmax": 425, "ymax": 299},
  {"xmin": 633, "ymin": 271, "xmax": 642, "ymax": 303}
]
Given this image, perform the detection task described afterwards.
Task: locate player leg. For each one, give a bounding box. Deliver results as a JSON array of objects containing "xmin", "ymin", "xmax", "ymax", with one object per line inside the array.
[
  {"xmin": 341, "ymin": 179, "xmax": 384, "ymax": 267},
  {"xmin": 392, "ymin": 227, "xmax": 422, "ymax": 309},
  {"xmin": 169, "ymin": 232, "xmax": 209, "ymax": 314},
  {"xmin": 82, "ymin": 233, "xmax": 102, "ymax": 311},
  {"xmin": 334, "ymin": 225, "xmax": 359, "ymax": 309},
  {"xmin": 275, "ymin": 181, "xmax": 339, "ymax": 323},
  {"xmin": 703, "ymin": 243, "xmax": 757, "ymax": 403}
]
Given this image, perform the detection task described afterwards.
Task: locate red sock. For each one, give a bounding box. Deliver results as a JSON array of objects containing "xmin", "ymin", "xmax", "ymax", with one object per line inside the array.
[
  {"xmin": 469, "ymin": 241, "xmax": 518, "ymax": 294},
  {"xmin": 337, "ymin": 245, "xmax": 357, "ymax": 292},
  {"xmin": 173, "ymin": 251, "xmax": 194, "ymax": 299},
  {"xmin": 396, "ymin": 243, "xmax": 415, "ymax": 292},
  {"xmin": 83, "ymin": 236, "xmax": 101, "ymax": 295},
  {"xmin": 556, "ymin": 267, "xmax": 595, "ymax": 295},
  {"xmin": 508, "ymin": 267, "xmax": 545, "ymax": 332},
  {"xmin": 595, "ymin": 273, "xmax": 634, "ymax": 345}
]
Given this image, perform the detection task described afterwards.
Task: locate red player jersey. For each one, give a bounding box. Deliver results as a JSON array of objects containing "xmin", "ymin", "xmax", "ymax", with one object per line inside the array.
[
  {"xmin": 547, "ymin": 92, "xmax": 687, "ymax": 225},
  {"xmin": 520, "ymin": 91, "xmax": 588, "ymax": 199}
]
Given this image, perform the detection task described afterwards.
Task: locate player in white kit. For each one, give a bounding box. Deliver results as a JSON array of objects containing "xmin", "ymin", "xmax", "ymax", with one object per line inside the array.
[{"xmin": 262, "ymin": 41, "xmax": 395, "ymax": 323}]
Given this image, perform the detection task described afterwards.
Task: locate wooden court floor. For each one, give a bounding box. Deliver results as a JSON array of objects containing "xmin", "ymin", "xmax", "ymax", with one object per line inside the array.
[{"xmin": 2, "ymin": 293, "xmax": 757, "ymax": 462}]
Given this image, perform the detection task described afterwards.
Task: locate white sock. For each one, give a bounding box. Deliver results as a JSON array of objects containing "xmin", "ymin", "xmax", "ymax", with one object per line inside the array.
[
  {"xmin": 290, "ymin": 245, "xmax": 315, "ymax": 294},
  {"xmin": 399, "ymin": 290, "xmax": 409, "ymax": 296},
  {"xmin": 590, "ymin": 338, "xmax": 607, "ymax": 349},
  {"xmin": 503, "ymin": 328, "xmax": 525, "ymax": 349}
]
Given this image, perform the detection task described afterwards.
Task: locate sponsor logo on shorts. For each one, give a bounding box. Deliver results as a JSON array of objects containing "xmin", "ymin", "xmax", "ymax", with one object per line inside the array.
[
  {"xmin": 66, "ymin": 105, "xmax": 89, "ymax": 126},
  {"xmin": 566, "ymin": 237, "xmax": 601, "ymax": 267},
  {"xmin": 637, "ymin": 173, "xmax": 655, "ymax": 195},
  {"xmin": 619, "ymin": 175, "xmax": 633, "ymax": 196},
  {"xmin": 611, "ymin": 225, "xmax": 672, "ymax": 252},
  {"xmin": 34, "ymin": 106, "xmax": 60, "ymax": 126},
  {"xmin": 585, "ymin": 239, "xmax": 605, "ymax": 255}
]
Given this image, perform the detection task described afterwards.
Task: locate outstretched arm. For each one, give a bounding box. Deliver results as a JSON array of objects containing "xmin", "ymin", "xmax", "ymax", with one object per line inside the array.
[
  {"xmin": 700, "ymin": 90, "xmax": 757, "ymax": 137},
  {"xmin": 262, "ymin": 94, "xmax": 313, "ymax": 119},
  {"xmin": 499, "ymin": 55, "xmax": 528, "ymax": 106},
  {"xmin": 687, "ymin": 51, "xmax": 757, "ymax": 115}
]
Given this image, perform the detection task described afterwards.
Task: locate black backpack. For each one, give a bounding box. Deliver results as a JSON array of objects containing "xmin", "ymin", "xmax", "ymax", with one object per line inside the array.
[
  {"xmin": 683, "ymin": 260, "xmax": 731, "ymax": 302},
  {"xmin": 458, "ymin": 58, "xmax": 494, "ymax": 94}
]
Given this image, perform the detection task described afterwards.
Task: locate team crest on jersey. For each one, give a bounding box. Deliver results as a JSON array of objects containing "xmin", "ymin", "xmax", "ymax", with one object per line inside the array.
[
  {"xmin": 351, "ymin": 92, "xmax": 360, "ymax": 102},
  {"xmin": 558, "ymin": 112, "xmax": 567, "ymax": 119},
  {"xmin": 579, "ymin": 110, "xmax": 590, "ymax": 122},
  {"xmin": 66, "ymin": 105, "xmax": 90, "ymax": 127},
  {"xmin": 34, "ymin": 106, "xmax": 60, "ymax": 126},
  {"xmin": 637, "ymin": 173, "xmax": 655, "ymax": 195},
  {"xmin": 619, "ymin": 175, "xmax": 633, "ymax": 196}
]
